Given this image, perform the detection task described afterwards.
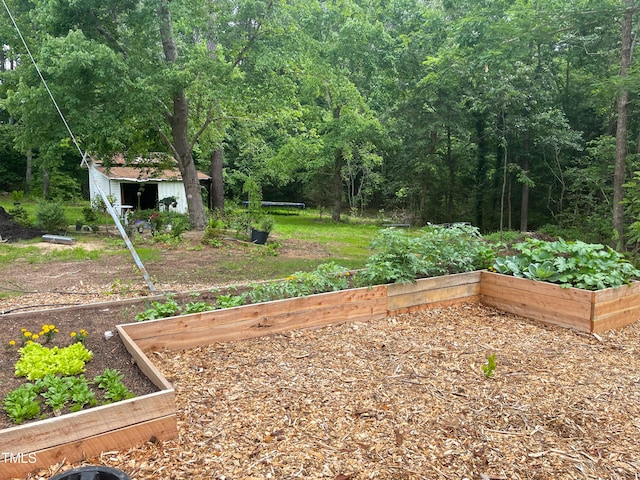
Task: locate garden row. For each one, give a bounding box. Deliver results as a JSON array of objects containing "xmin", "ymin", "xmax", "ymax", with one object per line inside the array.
[{"xmin": 3, "ymin": 225, "xmax": 640, "ymax": 478}]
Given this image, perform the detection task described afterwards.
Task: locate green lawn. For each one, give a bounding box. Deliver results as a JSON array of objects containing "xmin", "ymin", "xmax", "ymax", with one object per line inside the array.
[{"xmin": 269, "ymin": 210, "xmax": 381, "ymax": 268}]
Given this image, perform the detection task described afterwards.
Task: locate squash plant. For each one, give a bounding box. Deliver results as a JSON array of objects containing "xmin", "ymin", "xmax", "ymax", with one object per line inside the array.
[{"xmin": 492, "ymin": 238, "xmax": 640, "ymax": 290}]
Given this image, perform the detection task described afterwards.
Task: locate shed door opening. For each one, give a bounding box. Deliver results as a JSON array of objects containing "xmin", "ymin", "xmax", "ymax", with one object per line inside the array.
[{"xmin": 121, "ymin": 183, "xmax": 158, "ymax": 211}]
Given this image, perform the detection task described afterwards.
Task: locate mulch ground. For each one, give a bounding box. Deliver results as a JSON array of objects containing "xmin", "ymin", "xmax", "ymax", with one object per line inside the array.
[{"xmin": 22, "ymin": 303, "xmax": 640, "ymax": 480}]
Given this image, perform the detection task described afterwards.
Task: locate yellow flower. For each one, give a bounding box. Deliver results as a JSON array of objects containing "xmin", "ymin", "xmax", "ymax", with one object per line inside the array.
[
  {"xmin": 20, "ymin": 328, "xmax": 26, "ymax": 333},
  {"xmin": 8, "ymin": 340, "xmax": 16, "ymax": 346},
  {"xmin": 24, "ymin": 332, "xmax": 32, "ymax": 338},
  {"xmin": 31, "ymin": 334, "xmax": 39, "ymax": 340},
  {"xmin": 70, "ymin": 332, "xmax": 77, "ymax": 337}
]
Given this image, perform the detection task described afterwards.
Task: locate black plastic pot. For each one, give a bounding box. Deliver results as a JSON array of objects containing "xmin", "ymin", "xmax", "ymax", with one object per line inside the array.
[
  {"xmin": 49, "ymin": 466, "xmax": 130, "ymax": 480},
  {"xmin": 250, "ymin": 228, "xmax": 269, "ymax": 245}
]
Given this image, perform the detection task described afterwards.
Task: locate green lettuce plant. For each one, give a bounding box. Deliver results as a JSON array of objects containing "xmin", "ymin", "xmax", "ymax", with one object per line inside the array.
[
  {"xmin": 94, "ymin": 368, "xmax": 134, "ymax": 403},
  {"xmin": 14, "ymin": 342, "xmax": 94, "ymax": 380}
]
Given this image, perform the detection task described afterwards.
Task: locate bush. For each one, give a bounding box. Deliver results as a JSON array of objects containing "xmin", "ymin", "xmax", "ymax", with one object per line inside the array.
[{"xmin": 35, "ymin": 201, "xmax": 68, "ymax": 234}]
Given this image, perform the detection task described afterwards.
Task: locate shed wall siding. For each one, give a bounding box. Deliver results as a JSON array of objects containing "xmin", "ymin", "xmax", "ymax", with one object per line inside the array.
[{"xmin": 158, "ymin": 183, "xmax": 188, "ymax": 213}]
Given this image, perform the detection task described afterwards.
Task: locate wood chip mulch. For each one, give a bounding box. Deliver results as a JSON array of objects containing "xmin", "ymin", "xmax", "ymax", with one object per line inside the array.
[{"xmin": 29, "ymin": 303, "xmax": 640, "ymax": 480}]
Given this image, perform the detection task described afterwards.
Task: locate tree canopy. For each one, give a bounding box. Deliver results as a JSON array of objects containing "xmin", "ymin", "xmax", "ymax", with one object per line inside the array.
[{"xmin": 1, "ymin": 0, "xmax": 640, "ymax": 245}]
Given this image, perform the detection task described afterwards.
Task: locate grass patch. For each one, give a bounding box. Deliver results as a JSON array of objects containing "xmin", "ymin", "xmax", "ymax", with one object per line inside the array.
[{"xmin": 271, "ymin": 210, "xmax": 380, "ymax": 267}]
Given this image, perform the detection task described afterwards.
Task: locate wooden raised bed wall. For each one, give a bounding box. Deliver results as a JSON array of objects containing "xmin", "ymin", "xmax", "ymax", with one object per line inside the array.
[
  {"xmin": 118, "ymin": 285, "xmax": 389, "ymax": 353},
  {"xmin": 480, "ymin": 271, "xmax": 640, "ymax": 333},
  {"xmin": 387, "ymin": 271, "xmax": 481, "ymax": 315}
]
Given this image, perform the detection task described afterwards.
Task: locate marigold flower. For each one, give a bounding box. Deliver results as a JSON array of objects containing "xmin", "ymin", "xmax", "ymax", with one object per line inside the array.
[{"xmin": 8, "ymin": 340, "xmax": 15, "ymax": 346}]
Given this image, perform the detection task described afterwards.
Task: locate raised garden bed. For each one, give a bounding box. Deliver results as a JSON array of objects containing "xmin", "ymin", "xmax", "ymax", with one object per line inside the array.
[
  {"xmin": 480, "ymin": 271, "xmax": 640, "ymax": 333},
  {"xmin": 4, "ymin": 269, "xmax": 640, "ymax": 478},
  {"xmin": 0, "ymin": 343, "xmax": 176, "ymax": 479}
]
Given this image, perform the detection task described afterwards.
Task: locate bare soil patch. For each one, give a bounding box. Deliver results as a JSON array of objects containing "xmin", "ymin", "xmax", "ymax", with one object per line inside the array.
[
  {"xmin": 28, "ymin": 303, "xmax": 640, "ymax": 480},
  {"xmin": 0, "ymin": 230, "xmax": 330, "ymax": 431}
]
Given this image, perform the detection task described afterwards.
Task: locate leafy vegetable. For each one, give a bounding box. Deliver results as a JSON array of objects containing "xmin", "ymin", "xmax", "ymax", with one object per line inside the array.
[
  {"xmin": 492, "ymin": 238, "xmax": 640, "ymax": 290},
  {"xmin": 14, "ymin": 342, "xmax": 94, "ymax": 380}
]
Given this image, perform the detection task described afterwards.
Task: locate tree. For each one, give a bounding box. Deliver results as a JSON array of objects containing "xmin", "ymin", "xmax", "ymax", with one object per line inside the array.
[{"xmin": 612, "ymin": 0, "xmax": 636, "ymax": 248}]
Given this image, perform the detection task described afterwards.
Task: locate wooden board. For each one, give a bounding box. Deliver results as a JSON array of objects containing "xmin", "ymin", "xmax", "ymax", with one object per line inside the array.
[
  {"xmin": 2, "ymin": 416, "xmax": 176, "ymax": 479},
  {"xmin": 592, "ymin": 282, "xmax": 640, "ymax": 332},
  {"xmin": 480, "ymin": 271, "xmax": 594, "ymax": 332},
  {"xmin": 387, "ymin": 272, "xmax": 481, "ymax": 313},
  {"xmin": 0, "ymin": 390, "xmax": 175, "ymax": 454},
  {"xmin": 122, "ymin": 286, "xmax": 388, "ymax": 352}
]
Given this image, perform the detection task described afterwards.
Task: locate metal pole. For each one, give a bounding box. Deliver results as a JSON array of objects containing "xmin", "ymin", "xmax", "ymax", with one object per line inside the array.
[{"xmin": 94, "ymin": 180, "xmax": 157, "ymax": 292}]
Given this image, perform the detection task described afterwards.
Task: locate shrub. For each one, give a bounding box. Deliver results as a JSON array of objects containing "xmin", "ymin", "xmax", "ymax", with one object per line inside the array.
[{"xmin": 35, "ymin": 201, "xmax": 68, "ymax": 233}]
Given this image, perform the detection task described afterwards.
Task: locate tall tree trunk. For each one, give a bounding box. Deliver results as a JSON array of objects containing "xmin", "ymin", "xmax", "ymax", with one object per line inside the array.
[
  {"xmin": 613, "ymin": 0, "xmax": 634, "ymax": 250},
  {"xmin": 25, "ymin": 148, "xmax": 32, "ymax": 194},
  {"xmin": 332, "ymin": 149, "xmax": 344, "ymax": 222},
  {"xmin": 331, "ymin": 105, "xmax": 343, "ymax": 222},
  {"xmin": 157, "ymin": 0, "xmax": 207, "ymax": 230},
  {"xmin": 474, "ymin": 113, "xmax": 487, "ymax": 230},
  {"xmin": 520, "ymin": 131, "xmax": 531, "ymax": 232},
  {"xmin": 210, "ymin": 147, "xmax": 225, "ymax": 212},
  {"xmin": 42, "ymin": 167, "xmax": 50, "ymax": 199},
  {"xmin": 446, "ymin": 125, "xmax": 455, "ymax": 222}
]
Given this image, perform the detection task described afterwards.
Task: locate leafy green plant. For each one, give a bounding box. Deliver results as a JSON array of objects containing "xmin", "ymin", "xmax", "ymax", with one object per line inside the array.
[
  {"xmin": 94, "ymin": 369, "xmax": 134, "ymax": 403},
  {"xmin": 248, "ymin": 262, "xmax": 351, "ymax": 303},
  {"xmin": 3, "ymin": 384, "xmax": 40, "ymax": 424},
  {"xmin": 14, "ymin": 342, "xmax": 94, "ymax": 380},
  {"xmin": 35, "ymin": 201, "xmax": 68, "ymax": 233},
  {"xmin": 184, "ymin": 301, "xmax": 215, "ymax": 314},
  {"xmin": 357, "ymin": 224, "xmax": 496, "ymax": 286},
  {"xmin": 37, "ymin": 374, "xmax": 73, "ymax": 414},
  {"xmin": 482, "ymin": 354, "xmax": 496, "ymax": 378},
  {"xmin": 214, "ymin": 294, "xmax": 247, "ymax": 309},
  {"xmin": 68, "ymin": 376, "xmax": 98, "ymax": 411},
  {"xmin": 492, "ymin": 238, "xmax": 640, "ymax": 290},
  {"xmin": 135, "ymin": 298, "xmax": 181, "ymax": 321}
]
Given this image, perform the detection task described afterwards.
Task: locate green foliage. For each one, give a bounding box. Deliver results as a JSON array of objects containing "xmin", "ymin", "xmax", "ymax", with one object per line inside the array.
[
  {"xmin": 7, "ymin": 204, "xmax": 31, "ymax": 227},
  {"xmin": 35, "ymin": 201, "xmax": 68, "ymax": 233},
  {"xmin": 37, "ymin": 374, "xmax": 73, "ymax": 413},
  {"xmin": 135, "ymin": 298, "xmax": 181, "ymax": 321},
  {"xmin": 214, "ymin": 294, "xmax": 247, "ymax": 309},
  {"xmin": 357, "ymin": 224, "xmax": 496, "ymax": 286},
  {"xmin": 14, "ymin": 342, "xmax": 94, "ymax": 381},
  {"xmin": 183, "ymin": 301, "xmax": 215, "ymax": 314},
  {"xmin": 202, "ymin": 216, "xmax": 226, "ymax": 246},
  {"xmin": 482, "ymin": 354, "xmax": 496, "ymax": 378},
  {"xmin": 82, "ymin": 206, "xmax": 99, "ymax": 224},
  {"xmin": 94, "ymin": 369, "xmax": 134, "ymax": 403},
  {"xmin": 3, "ymin": 384, "xmax": 40, "ymax": 424},
  {"xmin": 492, "ymin": 238, "xmax": 640, "ymax": 290},
  {"xmin": 248, "ymin": 262, "xmax": 351, "ymax": 303},
  {"xmin": 68, "ymin": 375, "xmax": 98, "ymax": 411}
]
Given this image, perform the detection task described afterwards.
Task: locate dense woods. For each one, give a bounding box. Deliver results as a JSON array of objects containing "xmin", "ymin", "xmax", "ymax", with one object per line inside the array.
[{"xmin": 1, "ymin": 0, "xmax": 639, "ymax": 245}]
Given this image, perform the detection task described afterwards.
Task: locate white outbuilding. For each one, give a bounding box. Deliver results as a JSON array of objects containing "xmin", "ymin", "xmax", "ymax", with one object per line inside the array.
[{"xmin": 87, "ymin": 154, "xmax": 210, "ymax": 215}]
